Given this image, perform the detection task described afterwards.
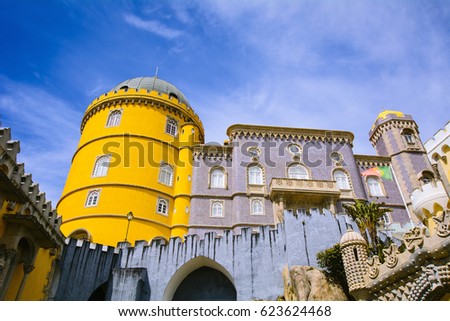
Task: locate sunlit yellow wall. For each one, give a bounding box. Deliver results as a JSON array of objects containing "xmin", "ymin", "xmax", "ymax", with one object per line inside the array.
[
  {"xmin": 57, "ymin": 88, "xmax": 203, "ymax": 247},
  {"xmin": 19, "ymin": 249, "xmax": 55, "ymax": 300},
  {"xmin": 1, "ymin": 201, "xmax": 56, "ymax": 300},
  {"xmin": 171, "ymin": 123, "xmax": 197, "ymax": 238},
  {"xmin": 4, "ymin": 263, "xmax": 23, "ymax": 301},
  {"xmin": 441, "ymin": 145, "xmax": 450, "ymax": 183}
]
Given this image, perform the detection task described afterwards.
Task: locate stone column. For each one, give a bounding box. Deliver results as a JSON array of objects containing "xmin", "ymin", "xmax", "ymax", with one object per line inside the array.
[
  {"xmin": 15, "ymin": 264, "xmax": 35, "ymax": 301},
  {"xmin": 276, "ymin": 196, "xmax": 285, "ymax": 223},
  {"xmin": 0, "ymin": 249, "xmax": 18, "ymax": 300}
]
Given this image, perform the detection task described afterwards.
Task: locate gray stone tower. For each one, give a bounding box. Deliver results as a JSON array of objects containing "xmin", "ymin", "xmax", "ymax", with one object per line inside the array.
[
  {"xmin": 369, "ymin": 110, "xmax": 435, "ymax": 223},
  {"xmin": 340, "ymin": 228, "xmax": 369, "ymax": 299}
]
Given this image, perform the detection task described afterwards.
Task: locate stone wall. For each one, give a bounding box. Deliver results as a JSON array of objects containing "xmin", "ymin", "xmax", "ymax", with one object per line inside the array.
[{"xmin": 52, "ymin": 211, "xmax": 350, "ymax": 301}]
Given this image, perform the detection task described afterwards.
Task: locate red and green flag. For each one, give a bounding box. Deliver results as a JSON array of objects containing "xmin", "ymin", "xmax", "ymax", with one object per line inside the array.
[{"xmin": 361, "ymin": 166, "xmax": 393, "ymax": 180}]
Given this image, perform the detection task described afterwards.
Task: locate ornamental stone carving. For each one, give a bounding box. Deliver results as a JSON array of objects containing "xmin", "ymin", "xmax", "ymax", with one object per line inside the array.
[
  {"xmin": 422, "ymin": 264, "xmax": 443, "ymax": 291},
  {"xmin": 367, "ymin": 255, "xmax": 381, "ymax": 279},
  {"xmin": 383, "ymin": 243, "xmax": 400, "ymax": 268},
  {"xmin": 403, "ymin": 226, "xmax": 427, "ymax": 251},
  {"xmin": 433, "ymin": 210, "xmax": 450, "ymax": 238}
]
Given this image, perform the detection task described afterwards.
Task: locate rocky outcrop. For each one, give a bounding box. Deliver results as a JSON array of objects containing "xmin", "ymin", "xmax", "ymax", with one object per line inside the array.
[{"xmin": 283, "ymin": 266, "xmax": 347, "ymax": 301}]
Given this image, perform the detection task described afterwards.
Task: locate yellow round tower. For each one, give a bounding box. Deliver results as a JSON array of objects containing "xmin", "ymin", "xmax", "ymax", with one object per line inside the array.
[{"xmin": 57, "ymin": 77, "xmax": 204, "ymax": 246}]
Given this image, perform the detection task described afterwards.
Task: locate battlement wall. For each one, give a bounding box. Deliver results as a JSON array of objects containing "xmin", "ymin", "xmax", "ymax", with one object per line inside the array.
[{"xmin": 53, "ymin": 211, "xmax": 350, "ymax": 300}]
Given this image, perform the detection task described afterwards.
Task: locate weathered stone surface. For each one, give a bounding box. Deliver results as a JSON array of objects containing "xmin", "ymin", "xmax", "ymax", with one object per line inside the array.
[{"xmin": 283, "ymin": 266, "xmax": 347, "ymax": 301}]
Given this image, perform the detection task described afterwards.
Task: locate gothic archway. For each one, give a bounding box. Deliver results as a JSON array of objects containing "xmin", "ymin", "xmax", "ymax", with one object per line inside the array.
[
  {"xmin": 172, "ymin": 267, "xmax": 236, "ymax": 301},
  {"xmin": 164, "ymin": 256, "xmax": 236, "ymax": 301}
]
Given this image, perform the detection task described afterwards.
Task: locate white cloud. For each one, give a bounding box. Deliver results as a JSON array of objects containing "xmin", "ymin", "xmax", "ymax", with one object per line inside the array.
[
  {"xmin": 0, "ymin": 76, "xmax": 81, "ymax": 205},
  {"xmin": 187, "ymin": 1, "xmax": 450, "ymax": 154},
  {"xmin": 123, "ymin": 13, "xmax": 183, "ymax": 39}
]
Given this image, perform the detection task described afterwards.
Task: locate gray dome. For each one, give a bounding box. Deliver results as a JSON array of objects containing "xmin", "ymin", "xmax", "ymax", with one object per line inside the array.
[
  {"xmin": 340, "ymin": 228, "xmax": 366, "ymax": 246},
  {"xmin": 111, "ymin": 77, "xmax": 190, "ymax": 106}
]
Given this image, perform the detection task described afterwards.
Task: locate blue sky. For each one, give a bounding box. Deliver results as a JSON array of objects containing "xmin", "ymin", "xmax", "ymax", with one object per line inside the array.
[{"xmin": 1, "ymin": 0, "xmax": 449, "ymax": 204}]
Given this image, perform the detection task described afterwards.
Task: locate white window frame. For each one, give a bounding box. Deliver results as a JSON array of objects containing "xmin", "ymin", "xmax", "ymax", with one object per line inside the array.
[
  {"xmin": 334, "ymin": 170, "xmax": 350, "ymax": 190},
  {"xmin": 211, "ymin": 201, "xmax": 224, "ymax": 218},
  {"xmin": 92, "ymin": 155, "xmax": 111, "ymax": 178},
  {"xmin": 248, "ymin": 165, "xmax": 264, "ymax": 185},
  {"xmin": 380, "ymin": 213, "xmax": 391, "ymax": 226},
  {"xmin": 288, "ymin": 164, "xmax": 309, "ymax": 179},
  {"xmin": 85, "ymin": 189, "xmax": 101, "ymax": 207},
  {"xmin": 367, "ymin": 176, "xmax": 384, "ymax": 197},
  {"xmin": 403, "ymin": 132, "xmax": 415, "ymax": 144},
  {"xmin": 158, "ymin": 163, "xmax": 174, "ymax": 186},
  {"xmin": 106, "ymin": 109, "xmax": 122, "ymax": 127},
  {"xmin": 156, "ymin": 197, "xmax": 169, "ymax": 216},
  {"xmin": 165, "ymin": 117, "xmax": 178, "ymax": 136},
  {"xmin": 251, "ymin": 198, "xmax": 265, "ymax": 215},
  {"xmin": 210, "ymin": 168, "xmax": 226, "ymax": 188}
]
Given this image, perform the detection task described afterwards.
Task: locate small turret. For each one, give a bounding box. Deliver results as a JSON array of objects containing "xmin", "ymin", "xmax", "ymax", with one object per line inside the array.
[{"xmin": 340, "ymin": 228, "xmax": 369, "ymax": 299}]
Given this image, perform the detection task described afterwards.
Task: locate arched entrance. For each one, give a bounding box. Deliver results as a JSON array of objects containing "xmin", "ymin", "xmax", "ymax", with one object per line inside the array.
[
  {"xmin": 164, "ymin": 256, "xmax": 236, "ymax": 301},
  {"xmin": 173, "ymin": 267, "xmax": 236, "ymax": 301}
]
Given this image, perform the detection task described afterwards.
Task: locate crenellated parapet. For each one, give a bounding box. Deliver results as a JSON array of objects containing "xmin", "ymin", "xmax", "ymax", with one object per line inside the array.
[
  {"xmin": 354, "ymin": 155, "xmax": 391, "ymax": 169},
  {"xmin": 0, "ymin": 127, "xmax": 65, "ymax": 249},
  {"xmin": 369, "ymin": 112, "xmax": 419, "ymax": 147},
  {"xmin": 227, "ymin": 124, "xmax": 354, "ymax": 146},
  {"xmin": 342, "ymin": 210, "xmax": 450, "ymax": 300},
  {"xmin": 51, "ymin": 238, "xmax": 120, "ymax": 300},
  {"xmin": 193, "ymin": 144, "xmax": 233, "ymax": 161},
  {"xmin": 52, "ymin": 211, "xmax": 350, "ymax": 300},
  {"xmin": 424, "ymin": 120, "xmax": 450, "ymax": 164},
  {"xmin": 411, "ymin": 180, "xmax": 449, "ymax": 221},
  {"xmin": 82, "ymin": 88, "xmax": 203, "ymax": 134}
]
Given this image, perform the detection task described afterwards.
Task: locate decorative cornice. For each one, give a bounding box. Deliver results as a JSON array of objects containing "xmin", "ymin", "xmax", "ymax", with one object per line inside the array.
[
  {"xmin": 370, "ymin": 119, "xmax": 418, "ymax": 145},
  {"xmin": 0, "ymin": 128, "xmax": 64, "ymax": 249},
  {"xmin": 226, "ymin": 124, "xmax": 354, "ymax": 146},
  {"xmin": 354, "ymin": 154, "xmax": 391, "ymax": 167},
  {"xmin": 193, "ymin": 144, "xmax": 233, "ymax": 160},
  {"xmin": 81, "ymin": 90, "xmax": 204, "ymax": 135}
]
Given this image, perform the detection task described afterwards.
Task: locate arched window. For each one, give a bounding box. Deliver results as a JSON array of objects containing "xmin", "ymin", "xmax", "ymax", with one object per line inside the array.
[
  {"xmin": 420, "ymin": 171, "xmax": 434, "ymax": 185},
  {"xmin": 106, "ymin": 109, "xmax": 122, "ymax": 127},
  {"xmin": 248, "ymin": 166, "xmax": 263, "ymax": 185},
  {"xmin": 251, "ymin": 199, "xmax": 264, "ymax": 215},
  {"xmin": 367, "ymin": 176, "xmax": 384, "ymax": 197},
  {"xmin": 68, "ymin": 229, "xmax": 92, "ymax": 241},
  {"xmin": 159, "ymin": 164, "xmax": 174, "ymax": 186},
  {"xmin": 165, "ymin": 117, "xmax": 178, "ymax": 136},
  {"xmin": 156, "ymin": 197, "xmax": 168, "ymax": 215},
  {"xmin": 211, "ymin": 201, "xmax": 224, "ymax": 217},
  {"xmin": 210, "ymin": 168, "xmax": 225, "ymax": 188},
  {"xmin": 288, "ymin": 164, "xmax": 309, "ymax": 179},
  {"xmin": 334, "ymin": 170, "xmax": 350, "ymax": 189},
  {"xmin": 379, "ymin": 213, "xmax": 391, "ymax": 226},
  {"xmin": 402, "ymin": 129, "xmax": 415, "ymax": 144},
  {"xmin": 92, "ymin": 155, "xmax": 111, "ymax": 177},
  {"xmin": 85, "ymin": 190, "xmax": 100, "ymax": 207}
]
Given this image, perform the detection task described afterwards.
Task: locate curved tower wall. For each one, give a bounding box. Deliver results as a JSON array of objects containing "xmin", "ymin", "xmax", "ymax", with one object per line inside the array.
[
  {"xmin": 57, "ymin": 80, "xmax": 204, "ymax": 246},
  {"xmin": 369, "ymin": 111, "xmax": 435, "ymax": 224}
]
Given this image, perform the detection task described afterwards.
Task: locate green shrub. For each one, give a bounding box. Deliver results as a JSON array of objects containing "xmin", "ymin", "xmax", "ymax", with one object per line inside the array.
[{"xmin": 316, "ymin": 243, "xmax": 350, "ymax": 298}]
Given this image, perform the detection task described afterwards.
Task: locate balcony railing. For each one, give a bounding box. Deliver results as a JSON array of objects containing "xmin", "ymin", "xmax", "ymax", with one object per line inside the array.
[{"xmin": 269, "ymin": 178, "xmax": 341, "ymax": 201}]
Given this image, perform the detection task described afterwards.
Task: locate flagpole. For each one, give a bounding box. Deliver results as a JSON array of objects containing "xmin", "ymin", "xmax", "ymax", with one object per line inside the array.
[{"xmin": 390, "ymin": 165, "xmax": 414, "ymax": 228}]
